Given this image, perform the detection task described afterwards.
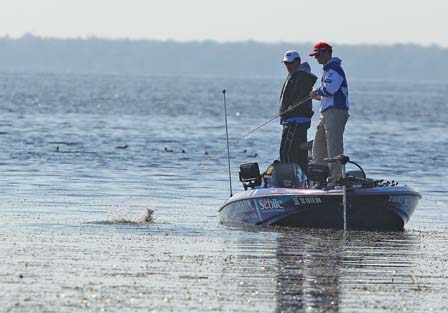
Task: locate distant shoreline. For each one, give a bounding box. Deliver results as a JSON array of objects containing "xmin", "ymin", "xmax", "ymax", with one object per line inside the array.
[
  {"xmin": 1, "ymin": 35, "xmax": 446, "ymax": 81},
  {"xmin": 2, "ymin": 34, "xmax": 446, "ymax": 48}
]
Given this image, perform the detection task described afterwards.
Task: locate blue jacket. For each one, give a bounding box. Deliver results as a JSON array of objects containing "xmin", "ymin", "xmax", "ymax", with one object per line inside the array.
[{"xmin": 316, "ymin": 57, "xmax": 349, "ymax": 112}]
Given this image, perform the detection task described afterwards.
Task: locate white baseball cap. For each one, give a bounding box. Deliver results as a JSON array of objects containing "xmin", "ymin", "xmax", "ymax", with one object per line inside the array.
[{"xmin": 282, "ymin": 50, "xmax": 301, "ymax": 63}]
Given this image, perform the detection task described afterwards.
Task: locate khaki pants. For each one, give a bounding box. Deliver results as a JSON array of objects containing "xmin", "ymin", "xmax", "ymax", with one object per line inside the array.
[{"xmin": 312, "ymin": 108, "xmax": 349, "ymax": 183}]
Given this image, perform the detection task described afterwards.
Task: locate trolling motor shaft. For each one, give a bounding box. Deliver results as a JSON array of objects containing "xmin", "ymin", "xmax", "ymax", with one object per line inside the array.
[{"xmin": 324, "ymin": 154, "xmax": 349, "ymax": 230}]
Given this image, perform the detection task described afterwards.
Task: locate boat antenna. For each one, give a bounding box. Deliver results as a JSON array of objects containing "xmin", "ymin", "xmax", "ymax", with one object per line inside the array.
[{"xmin": 223, "ymin": 89, "xmax": 233, "ymax": 197}]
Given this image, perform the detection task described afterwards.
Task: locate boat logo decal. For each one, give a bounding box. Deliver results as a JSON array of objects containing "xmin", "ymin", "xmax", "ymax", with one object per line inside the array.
[{"xmin": 258, "ymin": 198, "xmax": 284, "ymax": 210}]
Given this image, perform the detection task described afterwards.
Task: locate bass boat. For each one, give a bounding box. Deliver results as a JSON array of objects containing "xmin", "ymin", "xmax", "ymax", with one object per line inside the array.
[{"xmin": 219, "ymin": 155, "xmax": 421, "ymax": 230}]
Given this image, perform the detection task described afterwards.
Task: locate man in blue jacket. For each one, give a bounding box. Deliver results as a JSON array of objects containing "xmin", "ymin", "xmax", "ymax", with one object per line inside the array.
[{"xmin": 309, "ymin": 42, "xmax": 349, "ymax": 186}]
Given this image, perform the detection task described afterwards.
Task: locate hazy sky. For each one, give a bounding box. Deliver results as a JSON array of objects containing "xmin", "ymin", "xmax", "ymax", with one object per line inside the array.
[{"xmin": 1, "ymin": 0, "xmax": 447, "ymax": 47}]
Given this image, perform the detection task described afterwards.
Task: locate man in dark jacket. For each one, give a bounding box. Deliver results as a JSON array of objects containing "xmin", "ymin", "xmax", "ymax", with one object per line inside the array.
[{"xmin": 279, "ymin": 50, "xmax": 317, "ymax": 172}]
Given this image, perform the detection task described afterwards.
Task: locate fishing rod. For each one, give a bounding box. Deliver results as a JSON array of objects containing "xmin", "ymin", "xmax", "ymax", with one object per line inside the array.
[
  {"xmin": 199, "ymin": 93, "xmax": 312, "ymax": 167},
  {"xmin": 242, "ymin": 95, "xmax": 312, "ymax": 138}
]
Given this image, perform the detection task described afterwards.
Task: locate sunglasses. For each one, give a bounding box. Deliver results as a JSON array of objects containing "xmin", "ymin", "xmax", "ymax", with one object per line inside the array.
[
  {"xmin": 284, "ymin": 59, "xmax": 299, "ymax": 65},
  {"xmin": 314, "ymin": 49, "xmax": 328, "ymax": 58}
]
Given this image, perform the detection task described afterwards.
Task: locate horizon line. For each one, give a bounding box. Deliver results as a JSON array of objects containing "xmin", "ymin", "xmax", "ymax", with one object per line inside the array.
[{"xmin": 0, "ymin": 33, "xmax": 446, "ymax": 49}]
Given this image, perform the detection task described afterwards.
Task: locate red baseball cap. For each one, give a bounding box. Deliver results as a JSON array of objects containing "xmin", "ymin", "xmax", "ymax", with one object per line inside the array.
[{"xmin": 309, "ymin": 42, "xmax": 333, "ymax": 56}]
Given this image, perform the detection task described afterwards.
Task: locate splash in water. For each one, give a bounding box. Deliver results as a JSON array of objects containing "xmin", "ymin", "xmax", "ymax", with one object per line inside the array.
[{"xmin": 107, "ymin": 207, "xmax": 155, "ymax": 224}]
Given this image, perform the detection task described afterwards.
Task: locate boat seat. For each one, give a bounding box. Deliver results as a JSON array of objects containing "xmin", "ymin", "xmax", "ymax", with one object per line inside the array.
[
  {"xmin": 268, "ymin": 163, "xmax": 306, "ymax": 188},
  {"xmin": 307, "ymin": 163, "xmax": 330, "ymax": 186}
]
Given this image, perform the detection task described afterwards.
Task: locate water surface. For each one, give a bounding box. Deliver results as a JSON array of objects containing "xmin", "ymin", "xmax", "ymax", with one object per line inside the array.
[{"xmin": 0, "ymin": 73, "xmax": 447, "ymax": 312}]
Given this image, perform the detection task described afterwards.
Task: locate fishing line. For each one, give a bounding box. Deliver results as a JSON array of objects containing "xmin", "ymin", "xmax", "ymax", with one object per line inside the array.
[
  {"xmin": 242, "ymin": 95, "xmax": 311, "ymax": 138},
  {"xmin": 198, "ymin": 94, "xmax": 312, "ymax": 168}
]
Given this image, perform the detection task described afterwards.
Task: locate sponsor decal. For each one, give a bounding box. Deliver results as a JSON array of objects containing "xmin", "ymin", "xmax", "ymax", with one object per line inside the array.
[
  {"xmin": 257, "ymin": 198, "xmax": 284, "ymax": 210},
  {"xmin": 230, "ymin": 199, "xmax": 262, "ymax": 221},
  {"xmin": 388, "ymin": 195, "xmax": 409, "ymax": 206},
  {"xmin": 293, "ymin": 197, "xmax": 323, "ymax": 206},
  {"xmin": 233, "ymin": 200, "xmax": 254, "ymax": 212}
]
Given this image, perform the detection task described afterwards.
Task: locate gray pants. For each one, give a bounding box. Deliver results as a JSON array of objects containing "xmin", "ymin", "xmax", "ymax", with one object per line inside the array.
[{"xmin": 312, "ymin": 108, "xmax": 349, "ymax": 183}]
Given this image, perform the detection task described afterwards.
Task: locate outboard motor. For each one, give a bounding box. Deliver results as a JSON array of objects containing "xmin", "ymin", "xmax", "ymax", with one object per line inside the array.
[
  {"xmin": 264, "ymin": 162, "xmax": 307, "ymax": 188},
  {"xmin": 239, "ymin": 163, "xmax": 262, "ymax": 190}
]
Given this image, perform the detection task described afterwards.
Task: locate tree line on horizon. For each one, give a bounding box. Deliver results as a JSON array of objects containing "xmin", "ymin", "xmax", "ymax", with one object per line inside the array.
[{"xmin": 0, "ymin": 35, "xmax": 446, "ymax": 81}]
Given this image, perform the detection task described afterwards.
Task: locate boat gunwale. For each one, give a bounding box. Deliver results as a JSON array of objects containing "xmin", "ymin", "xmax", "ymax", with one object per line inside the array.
[{"xmin": 219, "ymin": 186, "xmax": 421, "ymax": 213}]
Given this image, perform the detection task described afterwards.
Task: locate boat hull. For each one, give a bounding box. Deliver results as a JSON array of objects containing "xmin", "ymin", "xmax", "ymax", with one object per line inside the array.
[{"xmin": 219, "ymin": 186, "xmax": 421, "ymax": 230}]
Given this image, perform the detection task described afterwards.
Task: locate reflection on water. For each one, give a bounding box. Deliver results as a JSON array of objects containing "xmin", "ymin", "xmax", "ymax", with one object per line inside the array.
[
  {"xmin": 229, "ymin": 228, "xmax": 421, "ymax": 313},
  {"xmin": 3, "ymin": 210, "xmax": 448, "ymax": 312},
  {"xmin": 272, "ymin": 229, "xmax": 439, "ymax": 313},
  {"xmin": 216, "ymin": 227, "xmax": 424, "ymax": 312},
  {"xmin": 275, "ymin": 229, "xmax": 344, "ymax": 312}
]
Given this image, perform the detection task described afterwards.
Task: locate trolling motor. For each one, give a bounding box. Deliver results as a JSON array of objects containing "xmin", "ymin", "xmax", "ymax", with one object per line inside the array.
[
  {"xmin": 323, "ymin": 155, "xmax": 377, "ymax": 231},
  {"xmin": 308, "ymin": 154, "xmax": 370, "ymax": 188},
  {"xmin": 324, "ymin": 154, "xmax": 350, "ymax": 230}
]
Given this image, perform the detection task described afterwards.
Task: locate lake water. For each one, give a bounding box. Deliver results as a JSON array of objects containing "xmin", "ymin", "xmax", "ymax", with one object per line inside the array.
[{"xmin": 0, "ymin": 73, "xmax": 447, "ymax": 312}]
